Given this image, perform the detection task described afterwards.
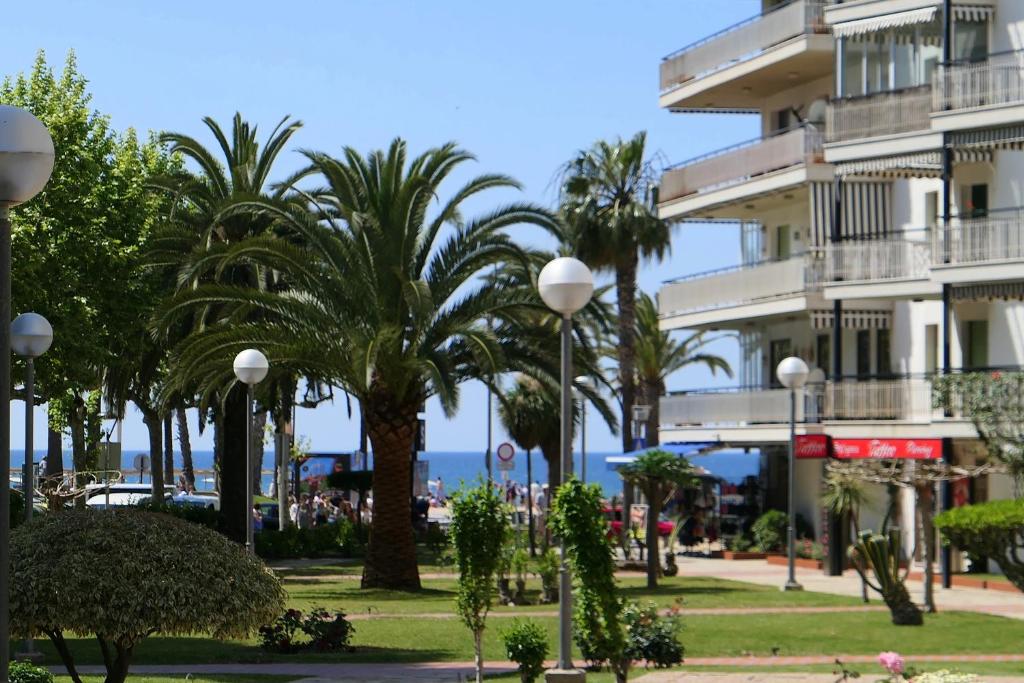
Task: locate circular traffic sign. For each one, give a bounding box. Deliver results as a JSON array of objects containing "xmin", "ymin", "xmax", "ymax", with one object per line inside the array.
[{"xmin": 496, "ymin": 442, "xmax": 515, "ymax": 462}]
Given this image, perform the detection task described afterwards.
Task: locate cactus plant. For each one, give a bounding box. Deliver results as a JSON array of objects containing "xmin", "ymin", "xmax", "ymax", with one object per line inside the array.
[{"xmin": 848, "ymin": 528, "xmax": 923, "ymax": 626}]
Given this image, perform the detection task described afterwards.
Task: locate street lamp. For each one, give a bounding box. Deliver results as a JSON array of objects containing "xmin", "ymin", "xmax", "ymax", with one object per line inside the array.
[
  {"xmin": 0, "ymin": 106, "xmax": 55, "ymax": 679},
  {"xmin": 776, "ymin": 356, "xmax": 809, "ymax": 592},
  {"xmin": 11, "ymin": 311, "xmax": 52, "ymax": 662},
  {"xmin": 234, "ymin": 349, "xmax": 269, "ymax": 554},
  {"xmin": 538, "ymin": 256, "xmax": 592, "ymax": 683},
  {"xmin": 573, "ymin": 376, "xmax": 595, "ymax": 483},
  {"xmin": 632, "ymin": 404, "xmax": 652, "ymax": 450}
]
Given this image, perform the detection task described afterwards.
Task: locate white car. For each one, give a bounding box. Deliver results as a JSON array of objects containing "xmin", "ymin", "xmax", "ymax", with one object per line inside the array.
[
  {"xmin": 171, "ymin": 491, "xmax": 220, "ymax": 511},
  {"xmin": 85, "ymin": 484, "xmax": 174, "ymax": 509}
]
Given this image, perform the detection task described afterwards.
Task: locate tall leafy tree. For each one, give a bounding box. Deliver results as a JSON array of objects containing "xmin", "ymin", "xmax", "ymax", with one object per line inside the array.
[
  {"xmin": 2, "ymin": 51, "xmax": 174, "ymax": 477},
  {"xmin": 561, "ymin": 132, "xmax": 671, "ymax": 453},
  {"xmin": 151, "ymin": 113, "xmax": 301, "ymax": 542},
  {"xmin": 634, "ymin": 292, "xmax": 732, "ymax": 446},
  {"xmin": 158, "ymin": 139, "xmax": 561, "ymax": 589}
]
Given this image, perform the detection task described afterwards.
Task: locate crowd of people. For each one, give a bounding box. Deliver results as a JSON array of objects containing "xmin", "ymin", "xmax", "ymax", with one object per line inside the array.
[{"xmin": 250, "ymin": 491, "xmax": 371, "ymax": 532}]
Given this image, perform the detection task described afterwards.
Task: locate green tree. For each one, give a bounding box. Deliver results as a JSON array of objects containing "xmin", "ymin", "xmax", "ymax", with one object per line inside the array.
[
  {"xmin": 1, "ymin": 51, "xmax": 176, "ymax": 478},
  {"xmin": 497, "ymin": 376, "xmax": 550, "ymax": 556},
  {"xmin": 619, "ymin": 449, "xmax": 697, "ymax": 588},
  {"xmin": 561, "ymin": 132, "xmax": 670, "ymax": 453},
  {"xmin": 11, "ymin": 509, "xmax": 285, "ymax": 683},
  {"xmin": 634, "ymin": 292, "xmax": 731, "ymax": 446},
  {"xmin": 156, "ymin": 139, "xmax": 559, "ymax": 589},
  {"xmin": 450, "ymin": 480, "xmax": 511, "ymax": 682},
  {"xmin": 936, "ymin": 499, "xmax": 1024, "ymax": 592},
  {"xmin": 151, "ymin": 113, "xmax": 301, "ymax": 543}
]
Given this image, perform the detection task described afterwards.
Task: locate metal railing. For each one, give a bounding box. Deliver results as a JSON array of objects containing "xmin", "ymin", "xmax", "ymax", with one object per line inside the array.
[
  {"xmin": 937, "ymin": 209, "xmax": 1024, "ymax": 265},
  {"xmin": 824, "ymin": 378, "xmax": 934, "ymax": 421},
  {"xmin": 826, "ymin": 85, "xmax": 933, "ymax": 142},
  {"xmin": 934, "ymin": 49, "xmax": 1024, "ymax": 112},
  {"xmin": 661, "ymin": 378, "xmax": 934, "ymax": 426},
  {"xmin": 660, "ymin": 254, "xmax": 824, "ymax": 318},
  {"xmin": 660, "ymin": 0, "xmax": 829, "ymax": 93},
  {"xmin": 659, "ymin": 126, "xmax": 824, "ymax": 203},
  {"xmin": 825, "ymin": 235, "xmax": 932, "ymax": 282}
]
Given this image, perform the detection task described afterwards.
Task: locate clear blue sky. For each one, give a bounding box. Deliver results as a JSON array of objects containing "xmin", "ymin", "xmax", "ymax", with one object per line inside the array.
[{"xmin": 4, "ymin": 0, "xmax": 762, "ymax": 454}]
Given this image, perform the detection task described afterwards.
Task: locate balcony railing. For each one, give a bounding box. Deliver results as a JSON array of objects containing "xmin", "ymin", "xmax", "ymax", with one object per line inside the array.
[
  {"xmin": 660, "ymin": 254, "xmax": 824, "ymax": 319},
  {"xmin": 661, "ymin": 378, "xmax": 934, "ymax": 427},
  {"xmin": 937, "ymin": 209, "xmax": 1024, "ymax": 266},
  {"xmin": 660, "ymin": 0, "xmax": 829, "ymax": 93},
  {"xmin": 660, "ymin": 126, "xmax": 824, "ymax": 203},
  {"xmin": 824, "ymin": 379, "xmax": 934, "ymax": 421},
  {"xmin": 827, "ymin": 86, "xmax": 933, "ymax": 142},
  {"xmin": 934, "ymin": 49, "xmax": 1024, "ymax": 112},
  {"xmin": 825, "ymin": 235, "xmax": 932, "ymax": 282}
]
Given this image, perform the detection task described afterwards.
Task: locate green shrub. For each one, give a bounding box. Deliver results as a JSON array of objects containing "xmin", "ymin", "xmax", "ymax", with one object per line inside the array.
[
  {"xmin": 624, "ymin": 602, "xmax": 683, "ymax": 669},
  {"xmin": 935, "ymin": 499, "xmax": 1024, "ymax": 592},
  {"xmin": 258, "ymin": 607, "xmax": 354, "ymax": 653},
  {"xmin": 501, "ymin": 620, "xmax": 549, "ymax": 683},
  {"xmin": 752, "ymin": 510, "xmax": 787, "ymax": 552},
  {"xmin": 255, "ymin": 520, "xmax": 361, "ymax": 559},
  {"xmin": 9, "ymin": 661, "xmax": 53, "ymax": 683}
]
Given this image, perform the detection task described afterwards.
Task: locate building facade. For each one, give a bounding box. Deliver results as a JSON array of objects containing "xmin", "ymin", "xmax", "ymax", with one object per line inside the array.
[{"xmin": 656, "ymin": 0, "xmax": 1021, "ymax": 576}]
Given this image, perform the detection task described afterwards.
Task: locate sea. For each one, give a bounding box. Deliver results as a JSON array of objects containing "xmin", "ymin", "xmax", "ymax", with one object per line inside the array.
[{"xmin": 9, "ymin": 448, "xmax": 760, "ymax": 498}]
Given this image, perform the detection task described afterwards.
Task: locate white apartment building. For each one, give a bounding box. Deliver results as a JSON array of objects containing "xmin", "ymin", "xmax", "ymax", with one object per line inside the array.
[{"xmin": 655, "ymin": 0, "xmax": 1021, "ymax": 578}]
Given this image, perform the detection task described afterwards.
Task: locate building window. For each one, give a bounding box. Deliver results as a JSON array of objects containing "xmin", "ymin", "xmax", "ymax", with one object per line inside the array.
[
  {"xmin": 965, "ymin": 320, "xmax": 988, "ymax": 369},
  {"xmin": 856, "ymin": 330, "xmax": 871, "ymax": 378},
  {"xmin": 925, "ymin": 324, "xmax": 938, "ymax": 375},
  {"xmin": 839, "ymin": 24, "xmax": 942, "ymax": 98},
  {"xmin": 816, "ymin": 333, "xmax": 831, "ymax": 378},
  {"xmin": 769, "ymin": 339, "xmax": 792, "ymax": 388},
  {"xmin": 961, "ymin": 183, "xmax": 989, "ymax": 218},
  {"xmin": 775, "ymin": 225, "xmax": 791, "ymax": 260},
  {"xmin": 954, "ymin": 21, "xmax": 988, "ymax": 62},
  {"xmin": 876, "ymin": 328, "xmax": 892, "ymax": 376}
]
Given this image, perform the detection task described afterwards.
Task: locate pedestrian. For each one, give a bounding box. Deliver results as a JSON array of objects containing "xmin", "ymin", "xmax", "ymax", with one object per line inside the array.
[
  {"xmin": 252, "ymin": 503, "xmax": 263, "ymax": 533},
  {"xmin": 435, "ymin": 476, "xmax": 446, "ymax": 504}
]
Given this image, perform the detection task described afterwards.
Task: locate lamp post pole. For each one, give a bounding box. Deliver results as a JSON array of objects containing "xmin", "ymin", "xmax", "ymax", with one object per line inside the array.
[
  {"xmin": 0, "ymin": 106, "xmax": 56, "ymax": 682},
  {"xmin": 234, "ymin": 349, "xmax": 270, "ymax": 555},
  {"xmin": 777, "ymin": 356, "xmax": 809, "ymax": 592},
  {"xmin": 538, "ymin": 256, "xmax": 592, "ymax": 683}
]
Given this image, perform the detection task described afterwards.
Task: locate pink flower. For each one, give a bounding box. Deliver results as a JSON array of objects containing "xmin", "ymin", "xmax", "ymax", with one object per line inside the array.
[{"xmin": 878, "ymin": 651, "xmax": 904, "ymax": 674}]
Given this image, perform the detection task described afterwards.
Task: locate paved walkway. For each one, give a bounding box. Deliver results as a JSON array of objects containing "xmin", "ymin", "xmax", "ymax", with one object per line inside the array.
[
  {"xmin": 344, "ymin": 605, "xmax": 889, "ymax": 620},
  {"xmin": 678, "ymin": 556, "xmax": 1024, "ymax": 621}
]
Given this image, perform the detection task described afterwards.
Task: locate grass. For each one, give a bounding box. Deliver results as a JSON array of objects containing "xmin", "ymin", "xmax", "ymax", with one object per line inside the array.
[{"xmin": 54, "ymin": 678, "xmax": 297, "ymax": 683}]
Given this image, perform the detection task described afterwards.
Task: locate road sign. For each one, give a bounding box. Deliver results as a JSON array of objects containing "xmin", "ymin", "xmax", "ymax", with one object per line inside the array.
[
  {"xmin": 133, "ymin": 453, "xmax": 150, "ymax": 473},
  {"xmin": 496, "ymin": 442, "xmax": 515, "ymax": 462}
]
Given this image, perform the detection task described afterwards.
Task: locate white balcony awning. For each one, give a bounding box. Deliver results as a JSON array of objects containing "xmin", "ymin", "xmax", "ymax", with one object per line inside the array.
[
  {"xmin": 954, "ymin": 5, "xmax": 994, "ymax": 22},
  {"xmin": 953, "ymin": 282, "xmax": 1024, "ymax": 301},
  {"xmin": 811, "ymin": 308, "xmax": 892, "ymax": 329},
  {"xmin": 832, "ymin": 7, "xmax": 937, "ymax": 38},
  {"xmin": 951, "ymin": 124, "xmax": 1024, "ymax": 151},
  {"xmin": 834, "ymin": 152, "xmax": 943, "ymax": 178}
]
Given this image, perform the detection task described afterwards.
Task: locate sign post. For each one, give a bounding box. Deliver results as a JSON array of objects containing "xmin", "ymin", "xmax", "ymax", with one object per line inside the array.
[{"xmin": 496, "ymin": 442, "xmax": 515, "ymax": 472}]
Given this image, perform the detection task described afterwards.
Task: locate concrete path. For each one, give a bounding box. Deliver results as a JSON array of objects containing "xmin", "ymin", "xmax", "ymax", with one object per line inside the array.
[{"xmin": 678, "ymin": 556, "xmax": 1024, "ymax": 621}]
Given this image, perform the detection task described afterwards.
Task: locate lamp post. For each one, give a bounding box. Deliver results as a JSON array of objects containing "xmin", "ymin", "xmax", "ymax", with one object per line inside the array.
[
  {"xmin": 632, "ymin": 404, "xmax": 651, "ymax": 450},
  {"xmin": 11, "ymin": 312, "xmax": 52, "ymax": 662},
  {"xmin": 538, "ymin": 256, "xmax": 592, "ymax": 683},
  {"xmin": 234, "ymin": 349, "xmax": 269, "ymax": 554},
  {"xmin": 0, "ymin": 106, "xmax": 55, "ymax": 681},
  {"xmin": 573, "ymin": 376, "xmax": 594, "ymax": 483},
  {"xmin": 776, "ymin": 356, "xmax": 809, "ymax": 592}
]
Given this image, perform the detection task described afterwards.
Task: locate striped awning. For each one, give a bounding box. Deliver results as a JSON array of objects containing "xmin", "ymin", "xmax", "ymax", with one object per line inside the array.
[
  {"xmin": 953, "ymin": 5, "xmax": 995, "ymax": 22},
  {"xmin": 953, "ymin": 282, "xmax": 1024, "ymax": 301},
  {"xmin": 832, "ymin": 7, "xmax": 937, "ymax": 38},
  {"xmin": 951, "ymin": 125, "xmax": 1024, "ymax": 151},
  {"xmin": 834, "ymin": 152, "xmax": 943, "ymax": 178},
  {"xmin": 811, "ymin": 309, "xmax": 892, "ymax": 330},
  {"xmin": 810, "ymin": 181, "xmax": 893, "ymax": 247}
]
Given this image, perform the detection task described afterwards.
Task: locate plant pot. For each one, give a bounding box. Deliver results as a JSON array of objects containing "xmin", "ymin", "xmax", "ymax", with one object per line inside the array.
[
  {"xmin": 766, "ymin": 555, "xmax": 821, "ymax": 570},
  {"xmin": 541, "ymin": 585, "xmax": 558, "ymax": 603},
  {"xmin": 663, "ymin": 552, "xmax": 678, "ymax": 577},
  {"xmin": 497, "ymin": 577, "xmax": 512, "ymax": 605},
  {"xmin": 723, "ymin": 550, "xmax": 766, "ymax": 560},
  {"xmin": 513, "ymin": 579, "xmax": 527, "ymax": 604}
]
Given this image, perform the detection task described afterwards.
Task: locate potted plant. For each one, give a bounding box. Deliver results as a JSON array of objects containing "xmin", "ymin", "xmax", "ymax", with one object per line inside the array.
[
  {"xmin": 511, "ymin": 547, "xmax": 529, "ymax": 605},
  {"xmin": 535, "ymin": 548, "xmax": 559, "ymax": 604}
]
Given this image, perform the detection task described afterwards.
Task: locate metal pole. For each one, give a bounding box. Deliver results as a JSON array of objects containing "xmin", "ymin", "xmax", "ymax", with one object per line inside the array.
[
  {"xmin": 486, "ymin": 383, "xmax": 493, "ymax": 485},
  {"xmin": 0, "ymin": 208, "xmax": 12, "ymax": 681},
  {"xmin": 557, "ymin": 314, "xmax": 574, "ymax": 670},
  {"xmin": 277, "ymin": 430, "xmax": 289, "ymax": 531},
  {"xmin": 784, "ymin": 387, "xmax": 803, "ymax": 591},
  {"xmin": 245, "ymin": 384, "xmax": 255, "ymax": 554},
  {"xmin": 23, "ymin": 358, "xmax": 33, "ymax": 524}
]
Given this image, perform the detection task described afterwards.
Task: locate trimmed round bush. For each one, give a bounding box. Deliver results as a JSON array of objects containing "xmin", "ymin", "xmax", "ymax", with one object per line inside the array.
[{"xmin": 11, "ymin": 509, "xmax": 286, "ymax": 683}]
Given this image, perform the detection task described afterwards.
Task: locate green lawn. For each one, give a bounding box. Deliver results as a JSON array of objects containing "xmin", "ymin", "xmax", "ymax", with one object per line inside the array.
[{"xmin": 54, "ymin": 678, "xmax": 296, "ymax": 683}]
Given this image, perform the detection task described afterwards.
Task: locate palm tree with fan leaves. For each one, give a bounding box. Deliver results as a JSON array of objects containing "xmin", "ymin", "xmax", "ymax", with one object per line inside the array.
[{"xmin": 156, "ymin": 139, "xmax": 564, "ymax": 589}]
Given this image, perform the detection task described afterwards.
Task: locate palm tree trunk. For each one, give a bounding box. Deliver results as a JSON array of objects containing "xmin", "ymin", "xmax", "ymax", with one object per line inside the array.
[
  {"xmin": 163, "ymin": 412, "xmax": 174, "ymax": 486},
  {"xmin": 220, "ymin": 384, "xmax": 249, "ymax": 544},
  {"xmin": 641, "ymin": 378, "xmax": 661, "ymax": 448},
  {"xmin": 253, "ymin": 409, "xmax": 268, "ymax": 496},
  {"xmin": 141, "ymin": 407, "xmax": 164, "ymax": 500},
  {"xmin": 361, "ymin": 391, "xmax": 421, "ymax": 590},
  {"xmin": 526, "ymin": 449, "xmax": 535, "ymax": 557},
  {"xmin": 176, "ymin": 407, "xmax": 195, "ymax": 490},
  {"xmin": 46, "ymin": 423, "xmax": 63, "ymax": 477},
  {"xmin": 918, "ymin": 483, "xmax": 937, "ymax": 613},
  {"xmin": 616, "ymin": 253, "xmax": 639, "ymax": 452},
  {"xmin": 647, "ymin": 486, "xmax": 661, "ymax": 588}
]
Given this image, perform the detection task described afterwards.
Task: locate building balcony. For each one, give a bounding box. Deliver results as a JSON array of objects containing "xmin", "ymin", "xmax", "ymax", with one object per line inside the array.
[
  {"xmin": 659, "ymin": 0, "xmax": 833, "ymax": 112},
  {"xmin": 933, "ymin": 50, "xmax": 1024, "ymax": 131},
  {"xmin": 659, "ymin": 254, "xmax": 825, "ymax": 330},
  {"xmin": 932, "ymin": 209, "xmax": 1024, "ymax": 284},
  {"xmin": 823, "ymin": 233, "xmax": 940, "ymax": 299},
  {"xmin": 658, "ymin": 125, "xmax": 831, "ymax": 221},
  {"xmin": 825, "ymin": 86, "xmax": 942, "ymax": 161},
  {"xmin": 823, "ymin": 0, "xmax": 994, "ymax": 26},
  {"xmin": 659, "ymin": 376, "xmax": 970, "ymax": 443}
]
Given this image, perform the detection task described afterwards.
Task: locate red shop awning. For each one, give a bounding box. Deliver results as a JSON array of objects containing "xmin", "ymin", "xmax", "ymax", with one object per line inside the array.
[
  {"xmin": 795, "ymin": 434, "xmax": 830, "ymax": 459},
  {"xmin": 832, "ymin": 438, "xmax": 942, "ymax": 460}
]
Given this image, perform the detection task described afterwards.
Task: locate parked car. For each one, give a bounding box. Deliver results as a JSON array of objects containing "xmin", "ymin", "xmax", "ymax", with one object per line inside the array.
[
  {"xmin": 171, "ymin": 492, "xmax": 220, "ymax": 511},
  {"xmin": 85, "ymin": 483, "xmax": 174, "ymax": 509},
  {"xmin": 257, "ymin": 502, "xmax": 280, "ymax": 530},
  {"xmin": 602, "ymin": 506, "xmax": 675, "ymax": 539}
]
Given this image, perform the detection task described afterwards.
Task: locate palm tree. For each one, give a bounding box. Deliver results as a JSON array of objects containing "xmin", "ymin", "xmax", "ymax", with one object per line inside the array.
[
  {"xmin": 497, "ymin": 376, "xmax": 550, "ymax": 556},
  {"xmin": 823, "ymin": 470, "xmax": 871, "ymax": 602},
  {"xmin": 634, "ymin": 292, "xmax": 732, "ymax": 446},
  {"xmin": 158, "ymin": 139, "xmax": 562, "ymax": 590},
  {"xmin": 561, "ymin": 132, "xmax": 671, "ymax": 452},
  {"xmin": 150, "ymin": 113, "xmax": 302, "ymax": 543}
]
